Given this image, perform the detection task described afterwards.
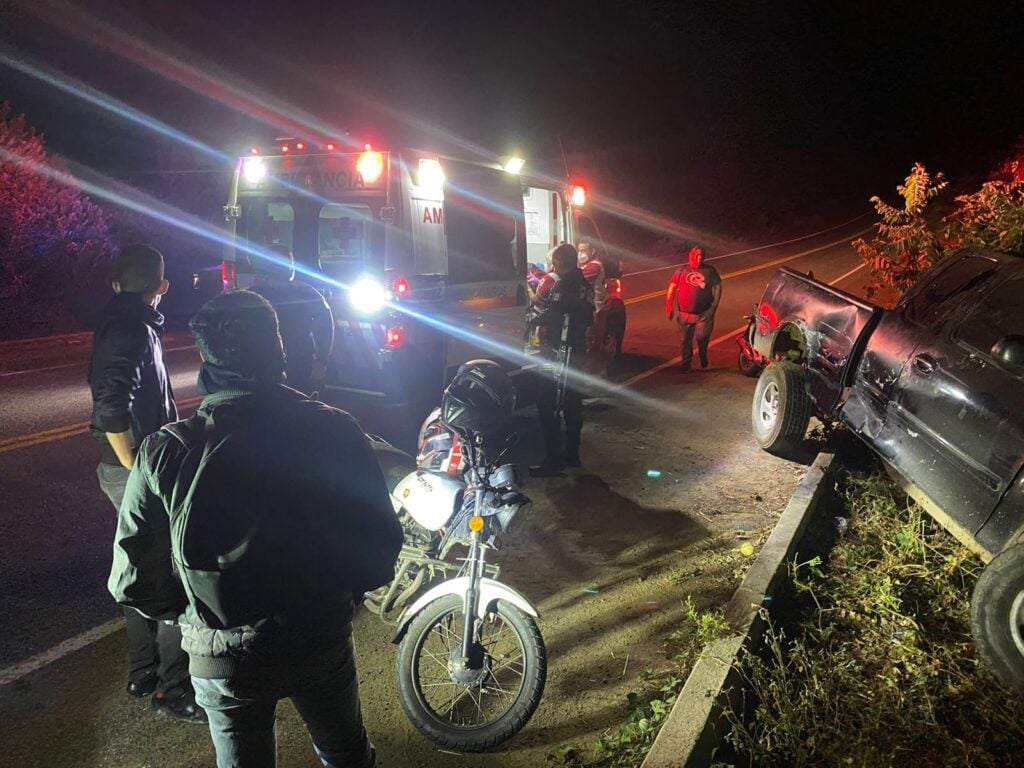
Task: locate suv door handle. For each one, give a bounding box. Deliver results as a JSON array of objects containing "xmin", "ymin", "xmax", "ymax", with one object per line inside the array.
[{"xmin": 912, "ymin": 354, "xmax": 937, "ymax": 374}]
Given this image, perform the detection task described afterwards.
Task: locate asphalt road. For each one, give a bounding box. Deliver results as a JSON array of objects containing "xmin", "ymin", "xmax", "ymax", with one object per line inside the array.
[{"xmin": 0, "ymin": 224, "xmax": 868, "ymax": 765}]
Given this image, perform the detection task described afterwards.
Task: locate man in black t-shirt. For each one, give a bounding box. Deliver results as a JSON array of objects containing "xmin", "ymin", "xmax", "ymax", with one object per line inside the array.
[{"xmin": 665, "ymin": 246, "xmax": 722, "ymax": 371}]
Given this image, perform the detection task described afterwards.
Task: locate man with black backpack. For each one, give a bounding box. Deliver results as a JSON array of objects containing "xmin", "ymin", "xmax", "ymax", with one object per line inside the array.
[{"xmin": 108, "ymin": 290, "xmax": 402, "ymax": 768}]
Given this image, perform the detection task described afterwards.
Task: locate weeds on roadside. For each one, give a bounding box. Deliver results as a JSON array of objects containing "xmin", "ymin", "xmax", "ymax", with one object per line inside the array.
[
  {"xmin": 547, "ymin": 597, "xmax": 732, "ymax": 768},
  {"xmin": 722, "ymin": 474, "xmax": 1024, "ymax": 768}
]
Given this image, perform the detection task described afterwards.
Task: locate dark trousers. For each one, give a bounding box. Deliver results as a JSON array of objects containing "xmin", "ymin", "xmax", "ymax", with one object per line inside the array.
[
  {"xmin": 97, "ymin": 463, "xmax": 190, "ymax": 696},
  {"xmin": 537, "ymin": 354, "xmax": 584, "ymax": 465},
  {"xmin": 192, "ymin": 636, "xmax": 375, "ymax": 768},
  {"xmin": 676, "ymin": 311, "xmax": 715, "ymax": 368}
]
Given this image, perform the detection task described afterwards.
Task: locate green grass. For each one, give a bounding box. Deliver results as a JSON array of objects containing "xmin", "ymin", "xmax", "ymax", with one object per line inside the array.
[
  {"xmin": 547, "ymin": 597, "xmax": 731, "ymax": 768},
  {"xmin": 720, "ymin": 472, "xmax": 1024, "ymax": 768}
]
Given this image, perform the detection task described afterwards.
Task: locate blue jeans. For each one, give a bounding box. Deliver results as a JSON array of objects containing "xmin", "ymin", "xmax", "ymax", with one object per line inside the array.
[{"xmin": 192, "ymin": 636, "xmax": 375, "ymax": 768}]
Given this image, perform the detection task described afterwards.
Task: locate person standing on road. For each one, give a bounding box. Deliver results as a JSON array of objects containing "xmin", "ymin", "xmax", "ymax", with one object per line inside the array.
[
  {"xmin": 88, "ymin": 244, "xmax": 202, "ymax": 722},
  {"xmin": 531, "ymin": 243, "xmax": 595, "ymax": 476},
  {"xmin": 250, "ymin": 245, "xmax": 334, "ymax": 396},
  {"xmin": 665, "ymin": 246, "xmax": 721, "ymax": 372},
  {"xmin": 578, "ymin": 243, "xmax": 606, "ymax": 312},
  {"xmin": 579, "ymin": 242, "xmax": 609, "ymax": 373},
  {"xmin": 108, "ymin": 290, "xmax": 403, "ymax": 768}
]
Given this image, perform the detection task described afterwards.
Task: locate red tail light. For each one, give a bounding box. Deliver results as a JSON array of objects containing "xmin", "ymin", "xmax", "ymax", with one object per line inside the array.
[
  {"xmin": 281, "ymin": 144, "xmax": 290, "ymax": 153},
  {"xmin": 571, "ymin": 184, "xmax": 586, "ymax": 207},
  {"xmin": 609, "ymin": 278, "xmax": 622, "ymax": 297},
  {"xmin": 385, "ymin": 326, "xmax": 404, "ymax": 347},
  {"xmin": 392, "ymin": 276, "xmax": 410, "ymax": 298},
  {"xmin": 221, "ymin": 260, "xmax": 236, "ymax": 289},
  {"xmin": 296, "ymin": 141, "xmax": 305, "ymax": 151}
]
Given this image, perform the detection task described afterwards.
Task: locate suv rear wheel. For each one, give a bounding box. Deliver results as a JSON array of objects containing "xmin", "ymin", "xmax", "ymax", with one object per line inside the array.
[
  {"xmin": 971, "ymin": 541, "xmax": 1024, "ymax": 692},
  {"xmin": 751, "ymin": 361, "xmax": 812, "ymax": 457}
]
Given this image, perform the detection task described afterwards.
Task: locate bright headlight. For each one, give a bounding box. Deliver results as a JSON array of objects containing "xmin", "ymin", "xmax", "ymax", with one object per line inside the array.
[
  {"xmin": 349, "ymin": 277, "xmax": 387, "ymax": 313},
  {"xmin": 243, "ymin": 157, "xmax": 267, "ymax": 184}
]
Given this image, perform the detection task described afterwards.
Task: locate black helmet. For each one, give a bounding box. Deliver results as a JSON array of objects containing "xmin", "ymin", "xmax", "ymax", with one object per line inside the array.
[{"xmin": 441, "ymin": 360, "xmax": 516, "ymax": 436}]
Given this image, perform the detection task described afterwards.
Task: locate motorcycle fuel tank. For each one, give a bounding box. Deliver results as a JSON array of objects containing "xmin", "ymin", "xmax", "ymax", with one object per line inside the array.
[{"xmin": 393, "ymin": 470, "xmax": 464, "ymax": 531}]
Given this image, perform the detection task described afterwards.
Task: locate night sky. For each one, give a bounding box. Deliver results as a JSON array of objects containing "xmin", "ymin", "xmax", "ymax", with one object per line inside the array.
[{"xmin": 2, "ymin": 0, "xmax": 1023, "ymax": 247}]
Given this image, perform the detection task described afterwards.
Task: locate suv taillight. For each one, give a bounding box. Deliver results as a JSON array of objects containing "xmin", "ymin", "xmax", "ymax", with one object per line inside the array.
[{"xmin": 221, "ymin": 260, "xmax": 236, "ymax": 290}]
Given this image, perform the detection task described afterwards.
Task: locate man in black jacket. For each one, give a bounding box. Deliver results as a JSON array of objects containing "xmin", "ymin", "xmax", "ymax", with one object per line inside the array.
[
  {"xmin": 88, "ymin": 244, "xmax": 200, "ymax": 721},
  {"xmin": 531, "ymin": 243, "xmax": 595, "ymax": 476},
  {"xmin": 108, "ymin": 290, "xmax": 403, "ymax": 768}
]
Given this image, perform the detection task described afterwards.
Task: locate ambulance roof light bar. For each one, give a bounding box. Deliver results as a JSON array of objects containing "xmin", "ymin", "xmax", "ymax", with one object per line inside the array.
[{"xmin": 571, "ymin": 184, "xmax": 586, "ymax": 207}]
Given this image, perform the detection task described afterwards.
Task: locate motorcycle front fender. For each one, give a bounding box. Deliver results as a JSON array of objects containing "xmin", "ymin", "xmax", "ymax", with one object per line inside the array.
[{"xmin": 391, "ymin": 576, "xmax": 539, "ymax": 644}]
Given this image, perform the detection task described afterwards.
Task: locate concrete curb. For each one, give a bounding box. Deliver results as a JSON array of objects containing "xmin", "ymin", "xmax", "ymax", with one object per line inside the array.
[{"xmin": 641, "ymin": 451, "xmax": 835, "ymax": 768}]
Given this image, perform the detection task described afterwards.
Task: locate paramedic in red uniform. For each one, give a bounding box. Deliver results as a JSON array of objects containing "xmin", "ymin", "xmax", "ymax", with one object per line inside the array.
[{"xmin": 665, "ymin": 246, "xmax": 721, "ymax": 372}]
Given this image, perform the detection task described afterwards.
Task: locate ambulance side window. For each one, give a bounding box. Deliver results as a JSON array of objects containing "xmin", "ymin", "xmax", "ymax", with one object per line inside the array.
[{"xmin": 239, "ymin": 201, "xmax": 294, "ymax": 266}]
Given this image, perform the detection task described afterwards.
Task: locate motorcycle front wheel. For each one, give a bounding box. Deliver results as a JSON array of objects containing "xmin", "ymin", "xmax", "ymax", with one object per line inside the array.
[{"xmin": 396, "ymin": 594, "xmax": 546, "ymax": 752}]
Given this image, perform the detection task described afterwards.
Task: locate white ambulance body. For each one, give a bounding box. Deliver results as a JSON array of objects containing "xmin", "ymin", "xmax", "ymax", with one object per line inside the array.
[{"xmin": 223, "ymin": 142, "xmax": 577, "ymax": 406}]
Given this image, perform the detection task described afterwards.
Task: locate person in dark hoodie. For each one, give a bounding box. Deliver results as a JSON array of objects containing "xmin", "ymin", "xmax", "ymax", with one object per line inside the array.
[
  {"xmin": 108, "ymin": 290, "xmax": 403, "ymax": 768},
  {"xmin": 88, "ymin": 244, "xmax": 202, "ymax": 722},
  {"xmin": 249, "ymin": 245, "xmax": 334, "ymax": 395},
  {"xmin": 530, "ymin": 243, "xmax": 595, "ymax": 476}
]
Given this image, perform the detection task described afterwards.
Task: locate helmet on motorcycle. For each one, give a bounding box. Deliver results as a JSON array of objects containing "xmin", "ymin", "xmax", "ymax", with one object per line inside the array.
[{"xmin": 441, "ymin": 360, "xmax": 516, "ymax": 436}]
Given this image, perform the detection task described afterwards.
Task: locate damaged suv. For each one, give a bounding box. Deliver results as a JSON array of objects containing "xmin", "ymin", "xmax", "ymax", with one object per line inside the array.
[{"xmin": 749, "ymin": 248, "xmax": 1024, "ymax": 691}]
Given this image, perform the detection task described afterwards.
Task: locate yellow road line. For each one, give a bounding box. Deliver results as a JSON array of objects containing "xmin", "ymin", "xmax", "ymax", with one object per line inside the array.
[
  {"xmin": 0, "ymin": 395, "xmax": 205, "ymax": 454},
  {"xmin": 624, "ymin": 229, "xmax": 870, "ymax": 306}
]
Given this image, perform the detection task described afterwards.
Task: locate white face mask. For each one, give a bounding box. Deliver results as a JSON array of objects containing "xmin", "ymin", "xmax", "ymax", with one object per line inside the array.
[{"xmin": 578, "ymin": 252, "xmax": 588, "ymax": 265}]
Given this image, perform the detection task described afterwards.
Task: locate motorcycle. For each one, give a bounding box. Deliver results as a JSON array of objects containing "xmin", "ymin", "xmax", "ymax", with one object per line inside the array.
[
  {"xmin": 366, "ymin": 411, "xmax": 546, "ymax": 752},
  {"xmin": 736, "ymin": 304, "xmax": 767, "ymax": 377}
]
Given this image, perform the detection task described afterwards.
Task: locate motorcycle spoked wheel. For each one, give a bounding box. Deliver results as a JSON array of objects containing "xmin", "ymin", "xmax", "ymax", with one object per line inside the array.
[{"xmin": 396, "ymin": 594, "xmax": 546, "ymax": 752}]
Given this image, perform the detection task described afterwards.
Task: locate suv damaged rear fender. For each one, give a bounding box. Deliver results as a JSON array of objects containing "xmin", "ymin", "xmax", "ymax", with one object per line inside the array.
[
  {"xmin": 977, "ymin": 466, "xmax": 1024, "ymax": 557},
  {"xmin": 753, "ymin": 267, "xmax": 882, "ymax": 415}
]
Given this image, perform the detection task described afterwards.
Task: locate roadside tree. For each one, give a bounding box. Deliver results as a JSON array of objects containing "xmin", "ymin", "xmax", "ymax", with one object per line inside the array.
[{"xmin": 0, "ymin": 102, "xmax": 112, "ymax": 337}]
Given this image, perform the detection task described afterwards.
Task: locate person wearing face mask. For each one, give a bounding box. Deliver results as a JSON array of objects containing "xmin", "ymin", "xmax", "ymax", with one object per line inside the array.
[{"xmin": 88, "ymin": 244, "xmax": 202, "ymax": 722}]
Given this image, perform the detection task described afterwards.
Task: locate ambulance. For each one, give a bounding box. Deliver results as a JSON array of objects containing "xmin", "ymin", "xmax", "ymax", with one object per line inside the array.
[{"xmin": 222, "ymin": 139, "xmax": 581, "ymax": 407}]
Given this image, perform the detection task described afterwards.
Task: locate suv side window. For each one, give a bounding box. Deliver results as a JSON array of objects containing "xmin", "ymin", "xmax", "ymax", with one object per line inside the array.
[
  {"xmin": 902, "ymin": 255, "xmax": 998, "ymax": 327},
  {"xmin": 955, "ymin": 271, "xmax": 1024, "ymax": 375}
]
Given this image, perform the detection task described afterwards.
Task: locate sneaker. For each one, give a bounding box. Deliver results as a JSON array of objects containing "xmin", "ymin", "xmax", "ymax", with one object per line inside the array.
[
  {"xmin": 151, "ymin": 692, "xmax": 207, "ymax": 724},
  {"xmin": 126, "ymin": 674, "xmax": 158, "ymax": 698},
  {"xmin": 679, "ymin": 363, "xmax": 692, "ymax": 373}
]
